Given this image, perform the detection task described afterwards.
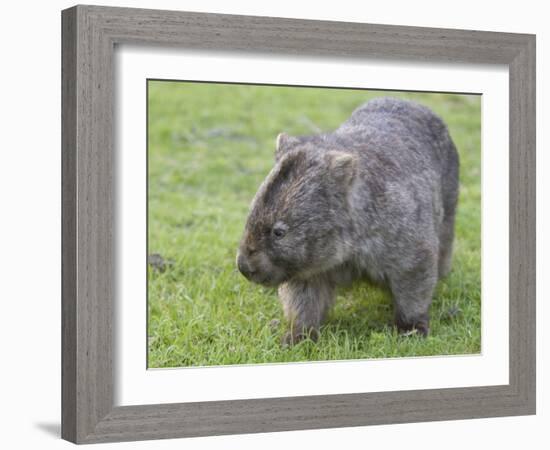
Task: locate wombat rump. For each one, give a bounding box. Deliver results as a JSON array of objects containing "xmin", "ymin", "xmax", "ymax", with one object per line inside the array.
[{"xmin": 237, "ymin": 97, "xmax": 459, "ymax": 345}]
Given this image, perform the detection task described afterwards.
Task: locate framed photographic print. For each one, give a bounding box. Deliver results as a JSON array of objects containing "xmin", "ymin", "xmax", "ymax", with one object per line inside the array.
[{"xmin": 61, "ymin": 4, "xmax": 536, "ymax": 444}]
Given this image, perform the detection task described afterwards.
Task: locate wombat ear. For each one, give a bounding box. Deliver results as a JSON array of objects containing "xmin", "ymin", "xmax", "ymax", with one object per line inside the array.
[
  {"xmin": 275, "ymin": 132, "xmax": 300, "ymax": 161},
  {"xmin": 325, "ymin": 151, "xmax": 357, "ymax": 185}
]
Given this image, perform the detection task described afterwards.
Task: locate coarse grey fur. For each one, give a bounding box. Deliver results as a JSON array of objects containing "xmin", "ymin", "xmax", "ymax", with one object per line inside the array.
[{"xmin": 237, "ymin": 97, "xmax": 459, "ymax": 344}]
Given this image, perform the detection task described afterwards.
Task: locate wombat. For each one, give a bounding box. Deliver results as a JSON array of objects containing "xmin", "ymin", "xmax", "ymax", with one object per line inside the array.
[{"xmin": 236, "ymin": 97, "xmax": 459, "ymax": 345}]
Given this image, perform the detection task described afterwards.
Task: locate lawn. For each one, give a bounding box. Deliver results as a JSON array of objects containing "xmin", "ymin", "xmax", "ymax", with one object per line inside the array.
[{"xmin": 147, "ymin": 81, "xmax": 481, "ymax": 368}]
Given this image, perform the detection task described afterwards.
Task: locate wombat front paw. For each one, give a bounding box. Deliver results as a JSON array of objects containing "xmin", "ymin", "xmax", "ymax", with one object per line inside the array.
[
  {"xmin": 281, "ymin": 331, "xmax": 299, "ymax": 347},
  {"xmin": 281, "ymin": 327, "xmax": 319, "ymax": 347},
  {"xmin": 396, "ymin": 319, "xmax": 430, "ymax": 338}
]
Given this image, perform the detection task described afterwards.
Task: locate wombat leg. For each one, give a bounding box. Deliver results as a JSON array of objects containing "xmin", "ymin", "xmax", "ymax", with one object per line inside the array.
[
  {"xmin": 278, "ymin": 277, "xmax": 335, "ymax": 346},
  {"xmin": 389, "ymin": 256, "xmax": 438, "ymax": 337},
  {"xmin": 438, "ymin": 212, "xmax": 456, "ymax": 279}
]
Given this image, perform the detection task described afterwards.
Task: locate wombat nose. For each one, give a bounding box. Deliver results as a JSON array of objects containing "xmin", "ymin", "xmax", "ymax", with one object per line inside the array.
[{"xmin": 237, "ymin": 253, "xmax": 256, "ymax": 279}]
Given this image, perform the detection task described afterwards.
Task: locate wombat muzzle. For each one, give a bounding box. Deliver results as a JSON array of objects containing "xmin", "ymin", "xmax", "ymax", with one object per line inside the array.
[{"xmin": 237, "ymin": 253, "xmax": 256, "ymax": 280}]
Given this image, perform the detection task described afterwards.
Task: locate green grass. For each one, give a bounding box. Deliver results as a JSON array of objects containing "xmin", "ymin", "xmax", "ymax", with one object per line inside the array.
[{"xmin": 147, "ymin": 81, "xmax": 481, "ymax": 368}]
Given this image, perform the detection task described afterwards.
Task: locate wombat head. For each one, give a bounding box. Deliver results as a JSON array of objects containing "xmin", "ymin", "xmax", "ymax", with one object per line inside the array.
[{"xmin": 236, "ymin": 133, "xmax": 357, "ymax": 286}]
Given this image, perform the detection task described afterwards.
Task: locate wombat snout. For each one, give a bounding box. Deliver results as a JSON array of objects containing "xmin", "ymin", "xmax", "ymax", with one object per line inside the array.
[
  {"xmin": 236, "ymin": 252, "xmax": 256, "ymax": 280},
  {"xmin": 236, "ymin": 245, "xmax": 288, "ymax": 287}
]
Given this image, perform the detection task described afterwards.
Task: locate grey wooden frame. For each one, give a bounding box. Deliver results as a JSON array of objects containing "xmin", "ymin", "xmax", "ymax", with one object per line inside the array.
[{"xmin": 61, "ymin": 4, "xmax": 536, "ymax": 444}]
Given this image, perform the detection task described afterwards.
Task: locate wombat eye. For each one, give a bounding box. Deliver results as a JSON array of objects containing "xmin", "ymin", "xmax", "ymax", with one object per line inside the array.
[{"xmin": 271, "ymin": 222, "xmax": 288, "ymax": 239}]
